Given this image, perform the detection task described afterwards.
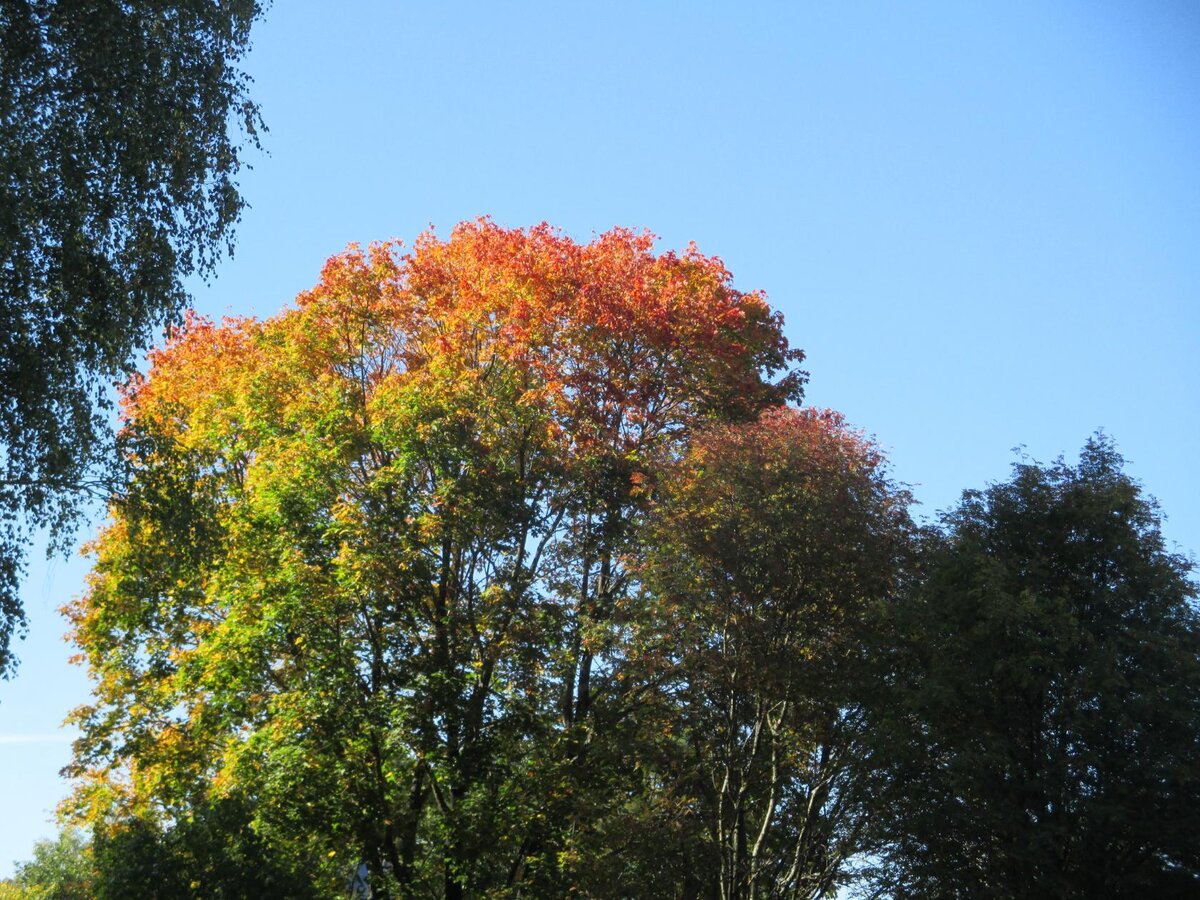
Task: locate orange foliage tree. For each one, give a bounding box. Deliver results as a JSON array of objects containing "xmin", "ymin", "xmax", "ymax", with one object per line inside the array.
[{"xmin": 65, "ymin": 220, "xmax": 806, "ymax": 896}]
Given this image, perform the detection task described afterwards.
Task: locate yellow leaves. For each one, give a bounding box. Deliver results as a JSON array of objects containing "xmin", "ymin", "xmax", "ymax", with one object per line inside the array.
[
  {"xmin": 210, "ymin": 762, "xmax": 237, "ymax": 799},
  {"xmin": 64, "ymin": 219, "xmax": 817, "ymax": 894},
  {"xmin": 59, "ymin": 764, "xmax": 134, "ymax": 829}
]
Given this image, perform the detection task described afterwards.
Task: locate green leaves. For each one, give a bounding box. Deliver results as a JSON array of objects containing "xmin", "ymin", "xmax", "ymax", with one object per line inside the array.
[
  {"xmin": 866, "ymin": 437, "xmax": 1200, "ymax": 896},
  {"xmin": 64, "ymin": 224, "xmax": 805, "ymax": 896},
  {"xmin": 0, "ymin": 2, "xmax": 265, "ymax": 673}
]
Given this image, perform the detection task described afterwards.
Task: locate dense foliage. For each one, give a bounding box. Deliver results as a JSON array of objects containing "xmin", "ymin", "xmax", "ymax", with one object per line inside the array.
[
  {"xmin": 0, "ymin": 829, "xmax": 91, "ymax": 899},
  {"xmin": 637, "ymin": 408, "xmax": 912, "ymax": 898},
  {"xmin": 0, "ymin": 0, "xmax": 264, "ymax": 674},
  {"xmin": 65, "ymin": 221, "xmax": 814, "ymax": 897},
  {"xmin": 51, "ymin": 222, "xmax": 1198, "ymax": 898},
  {"xmin": 864, "ymin": 439, "xmax": 1200, "ymax": 897}
]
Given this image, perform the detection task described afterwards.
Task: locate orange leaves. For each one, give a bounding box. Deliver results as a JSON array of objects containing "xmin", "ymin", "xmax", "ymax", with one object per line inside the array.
[
  {"xmin": 648, "ymin": 404, "xmax": 911, "ymax": 646},
  {"xmin": 291, "ymin": 240, "xmax": 415, "ymax": 378},
  {"xmin": 212, "ymin": 218, "xmax": 805, "ymax": 508},
  {"xmin": 121, "ymin": 310, "xmax": 263, "ymax": 461},
  {"xmin": 68, "ymin": 219, "xmax": 809, "ymax": 851},
  {"xmin": 687, "ymin": 406, "xmax": 881, "ymax": 480}
]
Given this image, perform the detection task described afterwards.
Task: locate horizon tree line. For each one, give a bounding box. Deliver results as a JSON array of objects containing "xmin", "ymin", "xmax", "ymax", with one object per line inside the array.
[{"xmin": 5, "ymin": 222, "xmax": 1197, "ymax": 899}]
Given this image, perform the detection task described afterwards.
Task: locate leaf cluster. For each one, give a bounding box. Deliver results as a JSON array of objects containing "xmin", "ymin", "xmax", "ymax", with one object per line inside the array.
[
  {"xmin": 0, "ymin": 0, "xmax": 265, "ymax": 674},
  {"xmin": 862, "ymin": 437, "xmax": 1200, "ymax": 897}
]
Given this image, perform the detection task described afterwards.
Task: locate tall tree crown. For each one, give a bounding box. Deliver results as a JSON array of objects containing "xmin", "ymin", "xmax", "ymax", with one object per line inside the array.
[
  {"xmin": 867, "ymin": 437, "xmax": 1200, "ymax": 897},
  {"xmin": 65, "ymin": 221, "xmax": 805, "ymax": 896}
]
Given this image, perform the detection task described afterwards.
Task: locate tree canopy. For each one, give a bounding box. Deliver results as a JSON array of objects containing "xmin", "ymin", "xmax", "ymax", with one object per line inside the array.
[
  {"xmin": 0, "ymin": 828, "xmax": 91, "ymax": 899},
  {"xmin": 0, "ymin": 0, "xmax": 265, "ymax": 674},
  {"xmin": 54, "ymin": 220, "xmax": 1198, "ymax": 897},
  {"xmin": 65, "ymin": 221, "xmax": 809, "ymax": 897},
  {"xmin": 865, "ymin": 438, "xmax": 1200, "ymax": 897},
  {"xmin": 637, "ymin": 407, "xmax": 913, "ymax": 898}
]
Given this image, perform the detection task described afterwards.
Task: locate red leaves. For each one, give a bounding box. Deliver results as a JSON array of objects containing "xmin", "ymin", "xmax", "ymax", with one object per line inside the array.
[
  {"xmin": 123, "ymin": 218, "xmax": 806, "ymax": 517},
  {"xmin": 73, "ymin": 222, "xmax": 815, "ymax": 880}
]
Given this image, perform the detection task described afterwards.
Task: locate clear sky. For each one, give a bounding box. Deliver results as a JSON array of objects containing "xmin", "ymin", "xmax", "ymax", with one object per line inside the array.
[{"xmin": 2, "ymin": 0, "xmax": 1198, "ymax": 876}]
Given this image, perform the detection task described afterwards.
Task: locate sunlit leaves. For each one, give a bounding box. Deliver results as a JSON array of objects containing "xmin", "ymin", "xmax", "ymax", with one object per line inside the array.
[{"xmin": 65, "ymin": 220, "xmax": 804, "ymax": 896}]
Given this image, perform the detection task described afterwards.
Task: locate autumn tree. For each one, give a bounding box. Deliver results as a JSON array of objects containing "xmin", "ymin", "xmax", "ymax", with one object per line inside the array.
[
  {"xmin": 864, "ymin": 438, "xmax": 1200, "ymax": 897},
  {"xmin": 64, "ymin": 220, "xmax": 803, "ymax": 897},
  {"xmin": 633, "ymin": 407, "xmax": 913, "ymax": 899},
  {"xmin": 0, "ymin": 1, "xmax": 265, "ymax": 673}
]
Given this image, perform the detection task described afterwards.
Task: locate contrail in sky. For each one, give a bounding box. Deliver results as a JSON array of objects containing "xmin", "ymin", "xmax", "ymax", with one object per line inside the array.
[{"xmin": 0, "ymin": 733, "xmax": 75, "ymax": 744}]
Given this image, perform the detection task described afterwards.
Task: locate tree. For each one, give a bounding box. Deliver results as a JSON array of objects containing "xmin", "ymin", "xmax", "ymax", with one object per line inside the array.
[
  {"xmin": 865, "ymin": 437, "xmax": 1200, "ymax": 897},
  {"xmin": 635, "ymin": 407, "xmax": 913, "ymax": 899},
  {"xmin": 0, "ymin": 0, "xmax": 265, "ymax": 674},
  {"xmin": 1, "ymin": 809, "xmax": 312, "ymax": 900},
  {"xmin": 64, "ymin": 221, "xmax": 804, "ymax": 897},
  {"xmin": 2, "ymin": 828, "xmax": 92, "ymax": 899},
  {"xmin": 88, "ymin": 799, "xmax": 317, "ymax": 900}
]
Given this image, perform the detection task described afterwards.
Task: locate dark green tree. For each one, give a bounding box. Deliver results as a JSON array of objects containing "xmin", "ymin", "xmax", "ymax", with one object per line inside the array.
[
  {"xmin": 0, "ymin": 0, "xmax": 265, "ymax": 674},
  {"xmin": 866, "ymin": 437, "xmax": 1200, "ymax": 898},
  {"xmin": 3, "ymin": 807, "xmax": 317, "ymax": 900},
  {"xmin": 89, "ymin": 799, "xmax": 319, "ymax": 900}
]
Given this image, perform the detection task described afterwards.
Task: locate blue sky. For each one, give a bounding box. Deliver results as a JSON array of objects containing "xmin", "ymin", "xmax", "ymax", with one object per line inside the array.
[{"xmin": 2, "ymin": 0, "xmax": 1198, "ymax": 875}]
